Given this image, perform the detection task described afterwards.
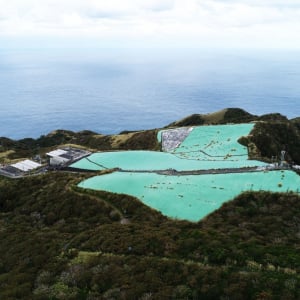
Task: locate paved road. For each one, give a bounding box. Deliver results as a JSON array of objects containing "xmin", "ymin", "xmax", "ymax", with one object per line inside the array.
[{"xmin": 118, "ymin": 166, "xmax": 284, "ymax": 176}]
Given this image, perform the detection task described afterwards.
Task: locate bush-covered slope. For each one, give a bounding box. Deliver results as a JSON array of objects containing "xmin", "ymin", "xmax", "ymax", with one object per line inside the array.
[
  {"xmin": 1, "ymin": 173, "xmax": 300, "ymax": 299},
  {"xmin": 240, "ymin": 121, "xmax": 300, "ymax": 164},
  {"xmin": 0, "ymin": 129, "xmax": 160, "ymax": 161}
]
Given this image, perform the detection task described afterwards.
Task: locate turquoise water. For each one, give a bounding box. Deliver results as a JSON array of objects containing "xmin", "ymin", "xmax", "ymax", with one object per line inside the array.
[
  {"xmin": 71, "ymin": 124, "xmax": 265, "ymax": 171},
  {"xmin": 78, "ymin": 170, "xmax": 300, "ymax": 221},
  {"xmin": 173, "ymin": 124, "xmax": 253, "ymax": 159},
  {"xmin": 71, "ymin": 150, "xmax": 266, "ymax": 171}
]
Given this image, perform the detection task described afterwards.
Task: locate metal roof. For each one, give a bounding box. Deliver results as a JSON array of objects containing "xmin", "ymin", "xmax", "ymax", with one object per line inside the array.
[
  {"xmin": 46, "ymin": 149, "xmax": 68, "ymax": 157},
  {"xmin": 11, "ymin": 159, "xmax": 42, "ymax": 172}
]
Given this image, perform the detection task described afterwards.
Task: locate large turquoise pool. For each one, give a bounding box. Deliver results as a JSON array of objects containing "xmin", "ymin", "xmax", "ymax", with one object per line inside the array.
[
  {"xmin": 159, "ymin": 124, "xmax": 254, "ymax": 160},
  {"xmin": 70, "ymin": 150, "xmax": 266, "ymax": 171},
  {"xmin": 78, "ymin": 170, "xmax": 300, "ymax": 221},
  {"xmin": 71, "ymin": 124, "xmax": 262, "ymax": 171}
]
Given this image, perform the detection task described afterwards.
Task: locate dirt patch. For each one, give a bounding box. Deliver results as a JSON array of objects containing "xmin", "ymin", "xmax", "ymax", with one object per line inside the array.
[
  {"xmin": 110, "ymin": 133, "xmax": 136, "ymax": 148},
  {"xmin": 0, "ymin": 150, "xmax": 15, "ymax": 160}
]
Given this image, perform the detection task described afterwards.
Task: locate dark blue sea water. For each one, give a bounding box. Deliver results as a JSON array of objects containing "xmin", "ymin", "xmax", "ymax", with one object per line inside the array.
[{"xmin": 0, "ymin": 48, "xmax": 299, "ymax": 140}]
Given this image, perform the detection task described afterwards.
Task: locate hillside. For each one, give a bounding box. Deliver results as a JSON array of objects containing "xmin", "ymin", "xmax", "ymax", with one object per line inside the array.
[
  {"xmin": 167, "ymin": 108, "xmax": 257, "ymax": 127},
  {"xmin": 2, "ymin": 108, "xmax": 300, "ymax": 164},
  {"xmin": 167, "ymin": 108, "xmax": 300, "ymax": 164},
  {"xmin": 0, "ymin": 129, "xmax": 160, "ymax": 162},
  {"xmin": 1, "ymin": 109, "xmax": 300, "ymax": 299},
  {"xmin": 0, "ymin": 173, "xmax": 300, "ymax": 299},
  {"xmin": 241, "ymin": 121, "xmax": 300, "ymax": 164}
]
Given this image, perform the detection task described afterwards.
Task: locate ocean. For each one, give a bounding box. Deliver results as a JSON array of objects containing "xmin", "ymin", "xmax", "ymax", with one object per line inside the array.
[{"xmin": 0, "ymin": 48, "xmax": 299, "ymax": 140}]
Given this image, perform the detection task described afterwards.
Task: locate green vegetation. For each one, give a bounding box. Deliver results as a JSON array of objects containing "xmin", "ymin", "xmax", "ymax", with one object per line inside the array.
[
  {"xmin": 0, "ymin": 129, "xmax": 160, "ymax": 161},
  {"xmin": 244, "ymin": 122, "xmax": 300, "ymax": 164},
  {"xmin": 1, "ymin": 173, "xmax": 300, "ymax": 299}
]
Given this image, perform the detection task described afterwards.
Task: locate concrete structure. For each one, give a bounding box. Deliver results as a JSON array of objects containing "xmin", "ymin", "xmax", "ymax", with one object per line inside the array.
[
  {"xmin": 47, "ymin": 149, "xmax": 70, "ymax": 166},
  {"xmin": 46, "ymin": 147, "xmax": 91, "ymax": 167}
]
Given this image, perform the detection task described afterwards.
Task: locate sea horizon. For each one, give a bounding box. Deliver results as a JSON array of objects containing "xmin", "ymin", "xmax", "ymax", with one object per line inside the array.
[{"xmin": 1, "ymin": 47, "xmax": 299, "ymax": 140}]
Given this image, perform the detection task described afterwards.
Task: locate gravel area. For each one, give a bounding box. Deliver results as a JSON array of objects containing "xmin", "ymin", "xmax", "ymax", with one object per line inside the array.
[{"xmin": 161, "ymin": 127, "xmax": 193, "ymax": 152}]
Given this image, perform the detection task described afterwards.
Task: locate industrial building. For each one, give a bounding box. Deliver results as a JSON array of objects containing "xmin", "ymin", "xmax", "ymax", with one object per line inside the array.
[
  {"xmin": 0, "ymin": 159, "xmax": 42, "ymax": 178},
  {"xmin": 11, "ymin": 159, "xmax": 42, "ymax": 172},
  {"xmin": 46, "ymin": 147, "xmax": 91, "ymax": 167},
  {"xmin": 0, "ymin": 147, "xmax": 91, "ymax": 177}
]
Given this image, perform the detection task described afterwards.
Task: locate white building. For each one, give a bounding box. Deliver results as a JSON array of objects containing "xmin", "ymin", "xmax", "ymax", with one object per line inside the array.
[
  {"xmin": 11, "ymin": 159, "xmax": 42, "ymax": 172},
  {"xmin": 46, "ymin": 149, "xmax": 71, "ymax": 166},
  {"xmin": 46, "ymin": 148, "xmax": 91, "ymax": 167}
]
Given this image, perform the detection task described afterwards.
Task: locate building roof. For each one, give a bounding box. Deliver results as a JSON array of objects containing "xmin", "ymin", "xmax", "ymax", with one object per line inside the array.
[
  {"xmin": 11, "ymin": 159, "xmax": 42, "ymax": 172},
  {"xmin": 46, "ymin": 149, "xmax": 68, "ymax": 157}
]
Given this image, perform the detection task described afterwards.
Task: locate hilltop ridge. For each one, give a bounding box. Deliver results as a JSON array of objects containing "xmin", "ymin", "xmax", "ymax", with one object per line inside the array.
[
  {"xmin": 1, "ymin": 108, "xmax": 300, "ymax": 164},
  {"xmin": 167, "ymin": 108, "xmax": 291, "ymax": 127},
  {"xmin": 167, "ymin": 108, "xmax": 256, "ymax": 126}
]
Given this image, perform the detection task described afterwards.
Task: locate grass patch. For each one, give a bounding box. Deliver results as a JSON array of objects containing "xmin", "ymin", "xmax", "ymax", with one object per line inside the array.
[{"xmin": 71, "ymin": 251, "xmax": 101, "ymax": 264}]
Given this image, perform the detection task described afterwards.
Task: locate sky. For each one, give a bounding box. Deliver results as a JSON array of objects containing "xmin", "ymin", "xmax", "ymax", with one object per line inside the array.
[{"xmin": 0, "ymin": 0, "xmax": 300, "ymax": 49}]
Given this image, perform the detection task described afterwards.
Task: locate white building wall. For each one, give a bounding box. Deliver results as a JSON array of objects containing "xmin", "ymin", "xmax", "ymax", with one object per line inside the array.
[{"xmin": 49, "ymin": 156, "xmax": 69, "ymax": 166}]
